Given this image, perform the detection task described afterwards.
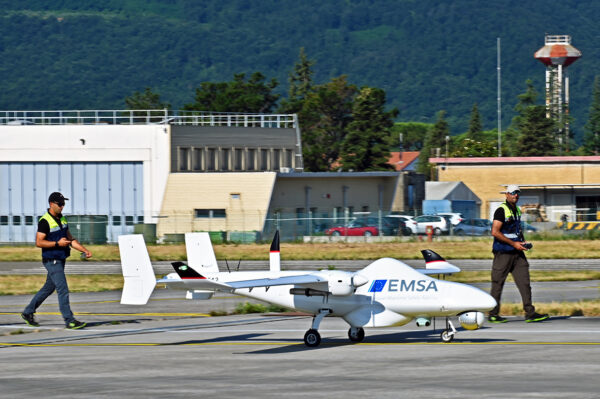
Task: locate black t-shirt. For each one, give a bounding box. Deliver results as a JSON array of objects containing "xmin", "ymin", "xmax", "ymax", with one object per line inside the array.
[
  {"xmin": 493, "ymin": 207, "xmax": 506, "ymax": 223},
  {"xmin": 37, "ymin": 212, "xmax": 68, "ymax": 236},
  {"xmin": 493, "ymin": 203, "xmax": 519, "ymax": 224}
]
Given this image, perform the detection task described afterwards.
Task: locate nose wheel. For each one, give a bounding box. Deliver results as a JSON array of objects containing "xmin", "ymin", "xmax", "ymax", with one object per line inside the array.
[
  {"xmin": 348, "ymin": 327, "xmax": 365, "ymax": 342},
  {"xmin": 440, "ymin": 317, "xmax": 457, "ymax": 343}
]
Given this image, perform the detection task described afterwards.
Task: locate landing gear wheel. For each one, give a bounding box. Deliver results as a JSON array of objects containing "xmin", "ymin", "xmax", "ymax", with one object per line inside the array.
[
  {"xmin": 348, "ymin": 327, "xmax": 365, "ymax": 342},
  {"xmin": 304, "ymin": 329, "xmax": 321, "ymax": 347},
  {"xmin": 440, "ymin": 330, "xmax": 454, "ymax": 343}
]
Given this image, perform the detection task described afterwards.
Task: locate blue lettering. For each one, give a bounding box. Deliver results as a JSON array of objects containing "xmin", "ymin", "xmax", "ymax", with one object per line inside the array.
[
  {"xmin": 426, "ymin": 281, "xmax": 438, "ymax": 291},
  {"xmin": 382, "ymin": 280, "xmax": 439, "ymax": 292}
]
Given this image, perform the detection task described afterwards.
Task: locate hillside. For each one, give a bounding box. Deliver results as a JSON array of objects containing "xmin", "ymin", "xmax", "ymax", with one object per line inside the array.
[{"xmin": 0, "ymin": 0, "xmax": 598, "ymax": 140}]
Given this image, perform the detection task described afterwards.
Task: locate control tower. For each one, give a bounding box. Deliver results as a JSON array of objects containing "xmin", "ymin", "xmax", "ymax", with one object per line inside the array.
[{"xmin": 534, "ymin": 35, "xmax": 581, "ymax": 150}]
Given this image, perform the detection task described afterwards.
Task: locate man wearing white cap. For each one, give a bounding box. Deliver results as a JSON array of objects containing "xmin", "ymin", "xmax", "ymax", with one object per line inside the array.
[{"xmin": 488, "ymin": 184, "xmax": 549, "ymax": 323}]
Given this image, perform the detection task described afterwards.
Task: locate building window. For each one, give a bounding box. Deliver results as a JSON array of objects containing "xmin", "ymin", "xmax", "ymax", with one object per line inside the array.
[
  {"xmin": 0, "ymin": 216, "xmax": 8, "ymax": 225},
  {"xmin": 273, "ymin": 149, "xmax": 280, "ymax": 171},
  {"xmin": 125, "ymin": 216, "xmax": 134, "ymax": 226},
  {"xmin": 178, "ymin": 147, "xmax": 189, "ymax": 171},
  {"xmin": 12, "ymin": 216, "xmax": 21, "ymax": 225},
  {"xmin": 260, "ymin": 149, "xmax": 268, "ymax": 171},
  {"xmin": 112, "ymin": 216, "xmax": 121, "ymax": 226},
  {"xmin": 230, "ymin": 193, "xmax": 241, "ymax": 200},
  {"xmin": 193, "ymin": 148, "xmax": 203, "ymax": 171},
  {"xmin": 207, "ymin": 148, "xmax": 216, "ymax": 171},
  {"xmin": 221, "ymin": 149, "xmax": 230, "ymax": 171},
  {"xmin": 285, "ymin": 150, "xmax": 293, "ymax": 168},
  {"xmin": 25, "ymin": 216, "xmax": 33, "ymax": 226},
  {"xmin": 194, "ymin": 209, "xmax": 226, "ymax": 218},
  {"xmin": 234, "ymin": 149, "xmax": 243, "ymax": 171},
  {"xmin": 247, "ymin": 149, "xmax": 255, "ymax": 171},
  {"xmin": 137, "ymin": 216, "xmax": 144, "ymax": 224}
]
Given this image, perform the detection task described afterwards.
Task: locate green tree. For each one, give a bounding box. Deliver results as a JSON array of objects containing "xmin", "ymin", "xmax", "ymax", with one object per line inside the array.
[
  {"xmin": 450, "ymin": 137, "xmax": 498, "ymax": 157},
  {"xmin": 299, "ymin": 76, "xmax": 357, "ymax": 171},
  {"xmin": 339, "ymin": 87, "xmax": 398, "ymax": 171},
  {"xmin": 466, "ymin": 103, "xmax": 483, "ymax": 141},
  {"xmin": 417, "ymin": 110, "xmax": 449, "ymax": 177},
  {"xmin": 390, "ymin": 122, "xmax": 432, "ymax": 151},
  {"xmin": 184, "ymin": 72, "xmax": 279, "ymax": 113},
  {"xmin": 279, "ymin": 47, "xmax": 315, "ymax": 114},
  {"xmin": 583, "ymin": 76, "xmax": 600, "ymax": 155},
  {"xmin": 124, "ymin": 87, "xmax": 170, "ymax": 110},
  {"xmin": 516, "ymin": 105, "xmax": 556, "ymax": 156},
  {"xmin": 503, "ymin": 79, "xmax": 539, "ymax": 156}
]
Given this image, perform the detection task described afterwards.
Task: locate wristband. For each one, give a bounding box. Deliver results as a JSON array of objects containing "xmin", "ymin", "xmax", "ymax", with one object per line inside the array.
[{"xmin": 55, "ymin": 241, "xmax": 59, "ymax": 248}]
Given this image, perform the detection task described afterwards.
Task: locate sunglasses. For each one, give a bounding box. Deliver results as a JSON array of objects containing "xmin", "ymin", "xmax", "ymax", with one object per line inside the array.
[
  {"xmin": 508, "ymin": 191, "xmax": 520, "ymax": 196},
  {"xmin": 54, "ymin": 201, "xmax": 65, "ymax": 207}
]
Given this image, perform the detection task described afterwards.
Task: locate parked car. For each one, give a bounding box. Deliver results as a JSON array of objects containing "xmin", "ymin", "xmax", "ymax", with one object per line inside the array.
[
  {"xmin": 325, "ymin": 219, "xmax": 379, "ymax": 237},
  {"xmin": 414, "ymin": 215, "xmax": 449, "ymax": 235},
  {"xmin": 454, "ymin": 218, "xmax": 492, "ymax": 236},
  {"xmin": 362, "ymin": 216, "xmax": 411, "ymax": 236},
  {"xmin": 386, "ymin": 215, "xmax": 418, "ymax": 235},
  {"xmin": 379, "ymin": 216, "xmax": 412, "ymax": 236},
  {"xmin": 436, "ymin": 212, "xmax": 464, "ymax": 226}
]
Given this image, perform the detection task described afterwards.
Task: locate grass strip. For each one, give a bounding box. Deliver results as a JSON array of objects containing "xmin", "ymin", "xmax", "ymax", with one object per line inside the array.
[{"xmin": 1, "ymin": 239, "xmax": 600, "ymax": 261}]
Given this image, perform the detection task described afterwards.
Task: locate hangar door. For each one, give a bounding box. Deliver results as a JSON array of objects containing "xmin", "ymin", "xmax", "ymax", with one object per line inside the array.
[{"xmin": 0, "ymin": 162, "xmax": 143, "ymax": 243}]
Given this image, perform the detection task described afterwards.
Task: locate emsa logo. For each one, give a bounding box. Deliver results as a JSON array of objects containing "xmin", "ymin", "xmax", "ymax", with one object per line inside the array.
[{"xmin": 368, "ymin": 279, "xmax": 438, "ymax": 293}]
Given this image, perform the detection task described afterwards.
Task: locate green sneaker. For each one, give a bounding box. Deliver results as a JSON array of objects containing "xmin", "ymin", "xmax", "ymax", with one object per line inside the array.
[
  {"xmin": 525, "ymin": 313, "xmax": 549, "ymax": 323},
  {"xmin": 488, "ymin": 315, "xmax": 508, "ymax": 323},
  {"xmin": 21, "ymin": 313, "xmax": 40, "ymax": 327},
  {"xmin": 66, "ymin": 320, "xmax": 87, "ymax": 330}
]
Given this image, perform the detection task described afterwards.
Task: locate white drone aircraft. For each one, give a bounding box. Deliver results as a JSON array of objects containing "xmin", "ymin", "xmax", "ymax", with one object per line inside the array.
[{"xmin": 119, "ymin": 231, "xmax": 496, "ymax": 346}]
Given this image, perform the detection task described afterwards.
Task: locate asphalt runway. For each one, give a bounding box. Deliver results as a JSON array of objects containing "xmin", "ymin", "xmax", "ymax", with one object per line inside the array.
[{"xmin": 1, "ymin": 290, "xmax": 599, "ymax": 398}]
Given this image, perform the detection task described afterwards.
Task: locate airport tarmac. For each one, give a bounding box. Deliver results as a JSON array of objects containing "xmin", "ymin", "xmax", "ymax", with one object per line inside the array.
[{"xmin": 1, "ymin": 290, "xmax": 599, "ymax": 398}]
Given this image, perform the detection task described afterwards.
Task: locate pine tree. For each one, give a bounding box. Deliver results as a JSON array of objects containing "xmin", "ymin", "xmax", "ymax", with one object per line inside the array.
[
  {"xmin": 516, "ymin": 105, "xmax": 556, "ymax": 156},
  {"xmin": 466, "ymin": 103, "xmax": 483, "ymax": 141},
  {"xmin": 417, "ymin": 110, "xmax": 449, "ymax": 177},
  {"xmin": 503, "ymin": 80, "xmax": 538, "ymax": 155},
  {"xmin": 583, "ymin": 76, "xmax": 600, "ymax": 155},
  {"xmin": 279, "ymin": 48, "xmax": 315, "ymax": 114},
  {"xmin": 339, "ymin": 87, "xmax": 398, "ymax": 171}
]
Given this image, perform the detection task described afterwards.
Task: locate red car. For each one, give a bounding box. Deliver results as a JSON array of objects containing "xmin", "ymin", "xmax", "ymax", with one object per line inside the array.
[{"xmin": 325, "ymin": 219, "xmax": 379, "ymax": 236}]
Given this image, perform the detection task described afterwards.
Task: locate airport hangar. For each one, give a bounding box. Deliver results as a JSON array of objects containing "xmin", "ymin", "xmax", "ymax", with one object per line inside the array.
[
  {"xmin": 0, "ymin": 110, "xmax": 424, "ymax": 243},
  {"xmin": 429, "ymin": 156, "xmax": 600, "ymax": 224}
]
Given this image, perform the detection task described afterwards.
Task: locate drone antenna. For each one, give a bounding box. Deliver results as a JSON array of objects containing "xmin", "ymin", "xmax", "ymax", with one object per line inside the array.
[
  {"xmin": 236, "ymin": 259, "xmax": 242, "ymax": 271},
  {"xmin": 225, "ymin": 259, "xmax": 231, "ymax": 273}
]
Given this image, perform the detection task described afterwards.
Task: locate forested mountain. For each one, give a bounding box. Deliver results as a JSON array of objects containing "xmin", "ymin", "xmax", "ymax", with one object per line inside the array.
[{"xmin": 1, "ymin": 0, "xmax": 599, "ymax": 141}]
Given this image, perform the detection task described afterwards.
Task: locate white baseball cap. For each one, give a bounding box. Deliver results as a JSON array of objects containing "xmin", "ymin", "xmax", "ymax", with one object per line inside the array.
[{"xmin": 501, "ymin": 184, "xmax": 521, "ymax": 194}]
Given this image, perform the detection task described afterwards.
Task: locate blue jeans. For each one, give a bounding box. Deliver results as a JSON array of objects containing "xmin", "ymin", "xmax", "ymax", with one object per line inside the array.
[{"xmin": 24, "ymin": 259, "xmax": 75, "ymax": 324}]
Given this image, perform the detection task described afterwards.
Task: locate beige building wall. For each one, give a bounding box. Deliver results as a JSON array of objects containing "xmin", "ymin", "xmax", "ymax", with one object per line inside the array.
[
  {"xmin": 158, "ymin": 172, "xmax": 276, "ymax": 236},
  {"xmin": 432, "ymin": 157, "xmax": 600, "ymax": 219}
]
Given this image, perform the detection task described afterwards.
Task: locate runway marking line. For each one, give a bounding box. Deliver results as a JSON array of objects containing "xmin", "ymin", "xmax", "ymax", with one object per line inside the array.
[{"xmin": 1, "ymin": 341, "xmax": 600, "ymax": 347}]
